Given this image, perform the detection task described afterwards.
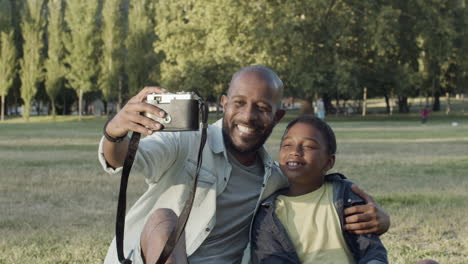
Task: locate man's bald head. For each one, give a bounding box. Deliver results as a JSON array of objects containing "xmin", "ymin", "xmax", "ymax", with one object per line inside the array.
[{"xmin": 228, "ymin": 65, "xmax": 284, "ymax": 108}]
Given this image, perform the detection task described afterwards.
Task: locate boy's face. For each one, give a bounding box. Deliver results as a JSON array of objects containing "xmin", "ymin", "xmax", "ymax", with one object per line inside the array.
[{"xmin": 279, "ymin": 122, "xmax": 335, "ymax": 185}]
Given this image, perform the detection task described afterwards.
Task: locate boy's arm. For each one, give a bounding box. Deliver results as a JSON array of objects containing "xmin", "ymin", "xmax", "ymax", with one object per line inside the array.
[{"xmin": 344, "ymin": 184, "xmax": 390, "ymax": 235}]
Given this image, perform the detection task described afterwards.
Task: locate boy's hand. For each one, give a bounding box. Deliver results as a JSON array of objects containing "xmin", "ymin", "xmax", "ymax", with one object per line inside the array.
[{"xmin": 344, "ymin": 184, "xmax": 390, "ymax": 235}]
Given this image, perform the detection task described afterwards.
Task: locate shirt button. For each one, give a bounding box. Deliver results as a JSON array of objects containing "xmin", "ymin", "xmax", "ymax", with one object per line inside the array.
[
  {"xmin": 224, "ymin": 177, "xmax": 227, "ymax": 181},
  {"xmin": 347, "ymin": 199, "xmax": 352, "ymax": 203},
  {"xmin": 205, "ymin": 227, "xmax": 210, "ymax": 232}
]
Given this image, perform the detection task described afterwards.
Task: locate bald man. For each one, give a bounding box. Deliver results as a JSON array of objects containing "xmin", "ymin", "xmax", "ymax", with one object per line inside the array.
[{"xmin": 99, "ymin": 65, "xmax": 390, "ymax": 264}]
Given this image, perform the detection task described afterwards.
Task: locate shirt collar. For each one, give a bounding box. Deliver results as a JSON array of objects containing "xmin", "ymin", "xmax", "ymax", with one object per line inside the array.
[{"xmin": 208, "ymin": 118, "xmax": 275, "ymax": 168}]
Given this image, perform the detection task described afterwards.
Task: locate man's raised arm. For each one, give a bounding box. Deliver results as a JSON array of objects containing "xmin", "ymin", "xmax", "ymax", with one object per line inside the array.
[{"xmin": 102, "ymin": 86, "xmax": 168, "ymax": 168}]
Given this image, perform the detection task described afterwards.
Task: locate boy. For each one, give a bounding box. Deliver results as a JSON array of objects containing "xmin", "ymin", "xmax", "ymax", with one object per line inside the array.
[{"xmin": 251, "ymin": 115, "xmax": 388, "ymax": 264}]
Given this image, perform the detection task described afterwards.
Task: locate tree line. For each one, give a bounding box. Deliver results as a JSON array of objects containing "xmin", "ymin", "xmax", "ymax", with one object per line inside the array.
[{"xmin": 0, "ymin": 0, "xmax": 466, "ymax": 121}]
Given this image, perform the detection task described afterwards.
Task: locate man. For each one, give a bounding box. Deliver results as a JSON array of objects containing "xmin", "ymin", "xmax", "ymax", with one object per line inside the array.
[{"xmin": 99, "ymin": 65, "xmax": 390, "ymax": 264}]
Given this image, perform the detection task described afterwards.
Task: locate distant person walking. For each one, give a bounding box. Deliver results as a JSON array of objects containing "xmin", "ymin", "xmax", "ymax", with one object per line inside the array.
[
  {"xmin": 421, "ymin": 106, "xmax": 429, "ymax": 124},
  {"xmin": 316, "ymin": 98, "xmax": 325, "ymax": 120}
]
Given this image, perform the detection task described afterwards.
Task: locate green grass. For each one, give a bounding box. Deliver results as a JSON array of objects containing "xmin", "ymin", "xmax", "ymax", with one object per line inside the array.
[{"xmin": 1, "ymin": 115, "xmax": 467, "ymax": 263}]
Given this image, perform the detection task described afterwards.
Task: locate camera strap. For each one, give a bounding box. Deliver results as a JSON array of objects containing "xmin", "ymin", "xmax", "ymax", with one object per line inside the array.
[{"xmin": 115, "ymin": 95, "xmax": 209, "ymax": 264}]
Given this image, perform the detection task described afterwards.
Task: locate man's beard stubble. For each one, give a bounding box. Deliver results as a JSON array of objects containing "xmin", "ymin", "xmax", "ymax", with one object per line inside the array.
[{"xmin": 221, "ymin": 119, "xmax": 273, "ymax": 155}]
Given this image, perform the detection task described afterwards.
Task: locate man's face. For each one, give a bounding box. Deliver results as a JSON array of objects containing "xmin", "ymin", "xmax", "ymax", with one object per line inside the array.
[{"xmin": 221, "ymin": 72, "xmax": 285, "ymax": 154}]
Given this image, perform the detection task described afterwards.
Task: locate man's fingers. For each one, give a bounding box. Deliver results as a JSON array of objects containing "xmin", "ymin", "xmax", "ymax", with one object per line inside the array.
[
  {"xmin": 125, "ymin": 101, "xmax": 166, "ymax": 118},
  {"xmin": 345, "ymin": 221, "xmax": 373, "ymax": 232},
  {"xmin": 126, "ymin": 114, "xmax": 158, "ymax": 130},
  {"xmin": 133, "ymin": 86, "xmax": 168, "ymax": 102},
  {"xmin": 351, "ymin": 184, "xmax": 375, "ymax": 204},
  {"xmin": 345, "ymin": 210, "xmax": 373, "ymax": 224},
  {"xmin": 129, "ymin": 120, "xmax": 162, "ymax": 136},
  {"xmin": 344, "ymin": 204, "xmax": 373, "ymax": 216},
  {"xmin": 345, "ymin": 223, "xmax": 378, "ymax": 235}
]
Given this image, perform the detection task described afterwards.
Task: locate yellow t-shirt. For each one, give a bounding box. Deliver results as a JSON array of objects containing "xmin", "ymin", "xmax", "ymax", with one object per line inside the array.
[{"xmin": 275, "ymin": 182, "xmax": 354, "ymax": 264}]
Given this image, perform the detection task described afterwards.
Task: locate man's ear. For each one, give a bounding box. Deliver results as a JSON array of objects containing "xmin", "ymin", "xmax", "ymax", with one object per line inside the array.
[
  {"xmin": 274, "ymin": 109, "xmax": 286, "ymax": 123},
  {"xmin": 220, "ymin": 95, "xmax": 228, "ymax": 112}
]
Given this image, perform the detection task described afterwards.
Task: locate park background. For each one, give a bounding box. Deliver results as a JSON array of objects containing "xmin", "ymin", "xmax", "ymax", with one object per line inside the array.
[{"xmin": 0, "ymin": 0, "xmax": 467, "ymax": 263}]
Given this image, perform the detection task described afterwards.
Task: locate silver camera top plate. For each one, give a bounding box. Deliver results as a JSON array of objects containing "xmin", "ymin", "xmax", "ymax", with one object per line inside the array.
[{"xmin": 147, "ymin": 92, "xmax": 196, "ymax": 104}]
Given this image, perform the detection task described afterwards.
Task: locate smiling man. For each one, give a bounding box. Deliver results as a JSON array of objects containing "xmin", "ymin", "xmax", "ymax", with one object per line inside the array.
[{"xmin": 99, "ymin": 65, "xmax": 390, "ymax": 264}]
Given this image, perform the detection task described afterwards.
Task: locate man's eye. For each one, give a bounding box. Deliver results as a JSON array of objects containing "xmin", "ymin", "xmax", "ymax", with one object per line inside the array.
[{"xmin": 233, "ymin": 100, "xmax": 244, "ymax": 106}]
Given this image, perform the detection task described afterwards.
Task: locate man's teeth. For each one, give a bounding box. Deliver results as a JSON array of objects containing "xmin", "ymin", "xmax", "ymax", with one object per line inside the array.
[
  {"xmin": 287, "ymin": 162, "xmax": 300, "ymax": 166},
  {"xmin": 237, "ymin": 124, "xmax": 256, "ymax": 134}
]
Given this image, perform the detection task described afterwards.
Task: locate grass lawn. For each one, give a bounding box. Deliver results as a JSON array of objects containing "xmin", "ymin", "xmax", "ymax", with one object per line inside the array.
[{"xmin": 1, "ymin": 114, "xmax": 467, "ymax": 263}]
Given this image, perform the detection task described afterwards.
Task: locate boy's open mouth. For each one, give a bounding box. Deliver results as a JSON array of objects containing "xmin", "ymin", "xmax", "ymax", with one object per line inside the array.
[{"xmin": 285, "ymin": 161, "xmax": 305, "ymax": 169}]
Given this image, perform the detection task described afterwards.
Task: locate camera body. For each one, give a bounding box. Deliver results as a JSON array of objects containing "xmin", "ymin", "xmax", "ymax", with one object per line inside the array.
[{"xmin": 144, "ymin": 92, "xmax": 200, "ymax": 131}]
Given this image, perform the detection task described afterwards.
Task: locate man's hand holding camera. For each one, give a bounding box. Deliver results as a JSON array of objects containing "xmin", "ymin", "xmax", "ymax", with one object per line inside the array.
[
  {"xmin": 103, "ymin": 86, "xmax": 167, "ymax": 168},
  {"xmin": 106, "ymin": 86, "xmax": 168, "ymax": 138}
]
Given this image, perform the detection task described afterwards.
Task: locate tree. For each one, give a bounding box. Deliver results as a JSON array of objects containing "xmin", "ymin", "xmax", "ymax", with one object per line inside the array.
[
  {"xmin": 126, "ymin": 0, "xmax": 161, "ymax": 96},
  {"xmin": 416, "ymin": 0, "xmax": 457, "ymax": 111},
  {"xmin": 100, "ymin": 0, "xmax": 128, "ymax": 110},
  {"xmin": 64, "ymin": 0, "xmax": 100, "ymax": 120},
  {"xmin": 0, "ymin": 31, "xmax": 16, "ymax": 121},
  {"xmin": 0, "ymin": 0, "xmax": 16, "ymax": 121},
  {"xmin": 20, "ymin": 0, "xmax": 46, "ymax": 121},
  {"xmin": 45, "ymin": 0, "xmax": 66, "ymax": 118}
]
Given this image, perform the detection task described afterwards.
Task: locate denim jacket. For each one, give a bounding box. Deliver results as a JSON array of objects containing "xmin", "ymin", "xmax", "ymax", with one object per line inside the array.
[{"xmin": 251, "ymin": 173, "xmax": 388, "ymax": 264}]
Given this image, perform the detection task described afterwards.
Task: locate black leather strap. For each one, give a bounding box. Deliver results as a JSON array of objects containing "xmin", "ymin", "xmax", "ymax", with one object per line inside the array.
[
  {"xmin": 115, "ymin": 96, "xmax": 208, "ymax": 264},
  {"xmin": 116, "ymin": 131, "xmax": 141, "ymax": 263}
]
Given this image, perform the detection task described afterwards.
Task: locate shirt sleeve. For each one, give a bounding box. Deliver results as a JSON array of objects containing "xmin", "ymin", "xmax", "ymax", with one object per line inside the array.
[{"xmin": 97, "ymin": 131, "xmax": 182, "ymax": 184}]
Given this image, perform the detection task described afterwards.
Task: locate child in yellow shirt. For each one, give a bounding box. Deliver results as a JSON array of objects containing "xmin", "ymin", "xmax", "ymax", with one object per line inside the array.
[{"xmin": 251, "ymin": 115, "xmax": 388, "ymax": 264}]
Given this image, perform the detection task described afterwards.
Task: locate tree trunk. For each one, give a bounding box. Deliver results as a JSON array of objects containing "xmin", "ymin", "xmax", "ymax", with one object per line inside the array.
[
  {"xmin": 384, "ymin": 94, "xmax": 390, "ymax": 114},
  {"xmin": 445, "ymin": 92, "xmax": 451, "ymax": 115},
  {"xmin": 462, "ymin": 94, "xmax": 465, "ymax": 113},
  {"xmin": 398, "ymin": 96, "xmax": 409, "ymax": 113},
  {"xmin": 390, "ymin": 89, "xmax": 394, "ymax": 115},
  {"xmin": 362, "ymin": 87, "xmax": 367, "ymax": 116},
  {"xmin": 433, "ymin": 92, "xmax": 441, "ymax": 111},
  {"xmin": 117, "ymin": 76, "xmax": 122, "ymax": 112},
  {"xmin": 1, "ymin": 95, "xmax": 4, "ymax": 121},
  {"xmin": 24, "ymin": 101, "xmax": 31, "ymax": 121},
  {"xmin": 323, "ymin": 93, "xmax": 334, "ymax": 114},
  {"xmin": 51, "ymin": 97, "xmax": 56, "ymax": 119},
  {"xmin": 78, "ymin": 89, "xmax": 83, "ymax": 121}
]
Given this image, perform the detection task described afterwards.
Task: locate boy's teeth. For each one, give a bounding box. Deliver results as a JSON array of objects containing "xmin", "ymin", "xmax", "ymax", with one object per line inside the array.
[
  {"xmin": 237, "ymin": 124, "xmax": 255, "ymax": 133},
  {"xmin": 288, "ymin": 162, "xmax": 299, "ymax": 166}
]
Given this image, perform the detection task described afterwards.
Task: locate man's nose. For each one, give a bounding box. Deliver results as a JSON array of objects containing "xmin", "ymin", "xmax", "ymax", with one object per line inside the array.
[{"xmin": 240, "ymin": 103, "xmax": 259, "ymax": 122}]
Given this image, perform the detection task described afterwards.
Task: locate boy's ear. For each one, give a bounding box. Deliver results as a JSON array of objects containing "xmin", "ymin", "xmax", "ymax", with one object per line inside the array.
[{"xmin": 324, "ymin": 154, "xmax": 336, "ymax": 172}]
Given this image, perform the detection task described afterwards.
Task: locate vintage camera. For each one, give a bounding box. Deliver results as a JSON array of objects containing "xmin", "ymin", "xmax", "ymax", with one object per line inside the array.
[{"xmin": 144, "ymin": 92, "xmax": 200, "ymax": 131}]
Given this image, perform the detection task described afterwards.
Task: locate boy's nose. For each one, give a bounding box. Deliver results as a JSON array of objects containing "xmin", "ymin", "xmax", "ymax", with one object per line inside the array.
[{"xmin": 290, "ymin": 146, "xmax": 303, "ymax": 156}]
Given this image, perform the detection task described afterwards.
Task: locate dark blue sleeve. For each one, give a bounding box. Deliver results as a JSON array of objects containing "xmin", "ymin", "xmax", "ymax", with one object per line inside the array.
[{"xmin": 345, "ymin": 185, "xmax": 389, "ymax": 264}]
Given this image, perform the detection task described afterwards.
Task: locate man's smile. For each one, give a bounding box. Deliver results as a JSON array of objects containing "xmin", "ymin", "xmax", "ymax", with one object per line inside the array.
[{"xmin": 235, "ymin": 123, "xmax": 261, "ymax": 137}]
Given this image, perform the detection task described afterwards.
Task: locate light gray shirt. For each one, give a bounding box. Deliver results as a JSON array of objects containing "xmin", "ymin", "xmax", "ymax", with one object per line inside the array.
[{"xmin": 188, "ymin": 151, "xmax": 265, "ymax": 264}]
